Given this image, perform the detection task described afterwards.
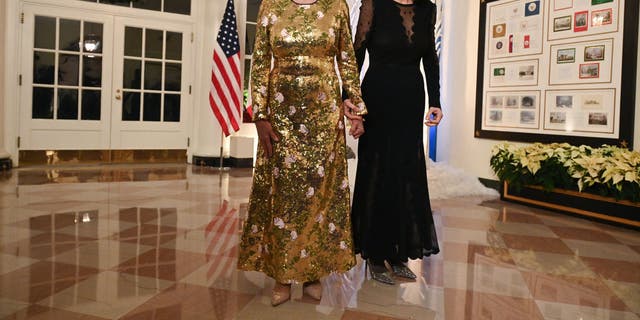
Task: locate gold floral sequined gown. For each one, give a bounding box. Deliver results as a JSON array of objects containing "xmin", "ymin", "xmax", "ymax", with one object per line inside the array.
[{"xmin": 238, "ymin": 0, "xmax": 367, "ymax": 283}]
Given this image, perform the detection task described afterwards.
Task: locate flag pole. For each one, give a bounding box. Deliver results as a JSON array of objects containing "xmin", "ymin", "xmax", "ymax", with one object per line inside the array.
[{"xmin": 218, "ymin": 132, "xmax": 230, "ymax": 171}]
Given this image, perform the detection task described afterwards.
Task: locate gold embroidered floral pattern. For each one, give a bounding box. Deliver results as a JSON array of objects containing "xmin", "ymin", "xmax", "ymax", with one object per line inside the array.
[{"xmin": 238, "ymin": 0, "xmax": 365, "ymax": 283}]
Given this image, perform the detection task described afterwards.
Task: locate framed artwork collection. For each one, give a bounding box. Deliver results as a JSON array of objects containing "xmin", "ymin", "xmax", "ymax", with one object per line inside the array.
[{"xmin": 475, "ymin": 0, "xmax": 638, "ymax": 147}]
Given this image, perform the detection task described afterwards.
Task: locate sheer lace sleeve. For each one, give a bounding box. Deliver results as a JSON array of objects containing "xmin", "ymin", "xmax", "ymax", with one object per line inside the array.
[
  {"xmin": 422, "ymin": 2, "xmax": 441, "ymax": 108},
  {"xmin": 353, "ymin": 0, "xmax": 374, "ymax": 71}
]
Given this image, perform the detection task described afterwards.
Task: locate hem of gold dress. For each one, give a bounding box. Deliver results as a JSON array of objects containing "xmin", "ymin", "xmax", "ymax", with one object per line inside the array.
[{"xmin": 238, "ymin": 261, "xmax": 356, "ymax": 284}]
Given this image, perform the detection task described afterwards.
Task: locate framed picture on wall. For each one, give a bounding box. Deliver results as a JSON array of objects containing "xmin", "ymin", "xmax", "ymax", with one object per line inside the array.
[{"xmin": 475, "ymin": 0, "xmax": 638, "ymax": 148}]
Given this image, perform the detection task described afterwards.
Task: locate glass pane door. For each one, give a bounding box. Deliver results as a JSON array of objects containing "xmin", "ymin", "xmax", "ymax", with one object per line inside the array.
[
  {"xmin": 120, "ymin": 27, "xmax": 183, "ymax": 123},
  {"xmin": 110, "ymin": 17, "xmax": 191, "ymax": 149},
  {"xmin": 20, "ymin": 5, "xmax": 113, "ymax": 150}
]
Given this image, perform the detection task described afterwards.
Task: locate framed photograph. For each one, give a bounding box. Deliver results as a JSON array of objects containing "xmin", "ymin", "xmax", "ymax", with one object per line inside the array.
[
  {"xmin": 579, "ymin": 63, "xmax": 600, "ymax": 79},
  {"xmin": 549, "ymin": 112, "xmax": 566, "ymax": 124},
  {"xmin": 489, "ymin": 96, "xmax": 504, "ymax": 108},
  {"xmin": 521, "ymin": 95, "xmax": 536, "ymax": 108},
  {"xmin": 518, "ymin": 65, "xmax": 535, "ymax": 80},
  {"xmin": 588, "ymin": 112, "xmax": 608, "ymax": 125},
  {"xmin": 555, "ymin": 95, "xmax": 573, "ymax": 108},
  {"xmin": 584, "ymin": 45, "xmax": 605, "ymax": 61},
  {"xmin": 505, "ymin": 96, "xmax": 519, "ymax": 108},
  {"xmin": 489, "ymin": 110, "xmax": 503, "ymax": 122},
  {"xmin": 554, "ymin": 15, "xmax": 572, "ymax": 31},
  {"xmin": 554, "ymin": 0, "xmax": 573, "ymax": 11},
  {"xmin": 574, "ymin": 11, "xmax": 589, "ymax": 32},
  {"xmin": 582, "ymin": 95, "xmax": 603, "ymax": 109},
  {"xmin": 557, "ymin": 48, "xmax": 576, "ymax": 63},
  {"xmin": 476, "ymin": 0, "xmax": 637, "ymax": 147},
  {"xmin": 520, "ymin": 111, "xmax": 536, "ymax": 124},
  {"xmin": 591, "ymin": 8, "xmax": 613, "ymax": 26}
]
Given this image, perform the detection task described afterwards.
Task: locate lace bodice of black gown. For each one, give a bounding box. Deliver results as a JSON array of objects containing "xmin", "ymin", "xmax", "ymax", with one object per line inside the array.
[{"xmin": 350, "ymin": 0, "xmax": 441, "ymax": 263}]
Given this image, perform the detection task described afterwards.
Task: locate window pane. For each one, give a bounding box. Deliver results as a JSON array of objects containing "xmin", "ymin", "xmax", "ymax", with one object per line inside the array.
[
  {"xmin": 165, "ymin": 63, "xmax": 181, "ymax": 91},
  {"xmin": 34, "ymin": 16, "xmax": 56, "ymax": 49},
  {"xmin": 59, "ymin": 54, "xmax": 80, "ymax": 86},
  {"xmin": 58, "ymin": 89, "xmax": 79, "ymax": 120},
  {"xmin": 83, "ymin": 22, "xmax": 103, "ymax": 54},
  {"xmin": 247, "ymin": 0, "xmax": 261, "ymax": 22},
  {"xmin": 166, "ymin": 32, "xmax": 182, "ymax": 60},
  {"xmin": 124, "ymin": 27, "xmax": 142, "ymax": 57},
  {"xmin": 32, "ymin": 87, "xmax": 54, "ymax": 119},
  {"xmin": 81, "ymin": 90, "xmax": 101, "ymax": 120},
  {"xmin": 122, "ymin": 92, "xmax": 140, "ymax": 121},
  {"xmin": 143, "ymin": 93, "xmax": 161, "ymax": 121},
  {"xmin": 83, "ymin": 55, "xmax": 102, "ymax": 87},
  {"xmin": 123, "ymin": 59, "xmax": 142, "ymax": 89},
  {"xmin": 245, "ymin": 24, "xmax": 256, "ymax": 55},
  {"xmin": 144, "ymin": 61, "xmax": 162, "ymax": 90},
  {"xmin": 34, "ymin": 51, "xmax": 55, "ymax": 85},
  {"xmin": 133, "ymin": 0, "xmax": 161, "ymax": 11},
  {"xmin": 164, "ymin": 94, "xmax": 180, "ymax": 122},
  {"xmin": 60, "ymin": 19, "xmax": 81, "ymax": 51},
  {"xmin": 164, "ymin": 0, "xmax": 191, "ymax": 15},
  {"xmin": 145, "ymin": 29, "xmax": 163, "ymax": 59}
]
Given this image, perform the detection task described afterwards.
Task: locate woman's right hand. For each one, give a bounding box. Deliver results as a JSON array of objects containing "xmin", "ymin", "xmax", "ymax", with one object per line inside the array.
[
  {"xmin": 255, "ymin": 120, "xmax": 279, "ymax": 158},
  {"xmin": 343, "ymin": 99, "xmax": 364, "ymax": 120}
]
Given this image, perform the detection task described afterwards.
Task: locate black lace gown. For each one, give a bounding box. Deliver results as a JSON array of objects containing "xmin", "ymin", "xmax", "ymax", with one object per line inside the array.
[{"xmin": 349, "ymin": 0, "xmax": 441, "ymax": 264}]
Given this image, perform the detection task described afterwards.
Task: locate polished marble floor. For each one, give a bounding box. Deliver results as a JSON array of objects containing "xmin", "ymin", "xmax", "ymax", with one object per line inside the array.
[{"xmin": 0, "ymin": 164, "xmax": 639, "ymax": 320}]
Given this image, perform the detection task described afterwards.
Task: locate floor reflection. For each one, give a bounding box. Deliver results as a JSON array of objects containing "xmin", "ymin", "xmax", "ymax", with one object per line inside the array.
[{"xmin": 0, "ymin": 164, "xmax": 638, "ymax": 319}]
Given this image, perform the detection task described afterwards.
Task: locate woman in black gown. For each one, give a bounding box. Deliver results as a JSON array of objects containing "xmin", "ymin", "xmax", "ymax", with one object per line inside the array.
[{"xmin": 346, "ymin": 0, "xmax": 443, "ymax": 285}]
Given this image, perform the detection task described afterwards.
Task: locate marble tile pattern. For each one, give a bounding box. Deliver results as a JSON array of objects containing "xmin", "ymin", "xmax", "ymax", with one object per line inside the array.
[{"xmin": 0, "ymin": 164, "xmax": 638, "ymax": 319}]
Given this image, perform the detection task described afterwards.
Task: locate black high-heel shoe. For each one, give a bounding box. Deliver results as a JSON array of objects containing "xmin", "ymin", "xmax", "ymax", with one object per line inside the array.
[
  {"xmin": 365, "ymin": 259, "xmax": 395, "ymax": 285},
  {"xmin": 390, "ymin": 263, "xmax": 417, "ymax": 279}
]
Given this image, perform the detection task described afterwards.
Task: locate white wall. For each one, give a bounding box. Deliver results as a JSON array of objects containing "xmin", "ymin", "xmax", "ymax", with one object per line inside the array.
[
  {"xmin": 438, "ymin": 1, "xmax": 640, "ymax": 180},
  {"xmin": 0, "ymin": 1, "xmax": 6, "ymax": 159},
  {"xmin": 189, "ymin": 0, "xmax": 257, "ymax": 161}
]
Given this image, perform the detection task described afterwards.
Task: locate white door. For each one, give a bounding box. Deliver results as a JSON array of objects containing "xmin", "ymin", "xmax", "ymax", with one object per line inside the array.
[
  {"xmin": 19, "ymin": 4, "xmax": 192, "ymax": 151},
  {"xmin": 19, "ymin": 4, "xmax": 113, "ymax": 150},
  {"xmin": 110, "ymin": 17, "xmax": 192, "ymax": 149}
]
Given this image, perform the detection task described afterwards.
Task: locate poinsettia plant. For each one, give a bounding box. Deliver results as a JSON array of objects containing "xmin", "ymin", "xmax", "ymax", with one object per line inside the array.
[{"xmin": 490, "ymin": 142, "xmax": 640, "ymax": 202}]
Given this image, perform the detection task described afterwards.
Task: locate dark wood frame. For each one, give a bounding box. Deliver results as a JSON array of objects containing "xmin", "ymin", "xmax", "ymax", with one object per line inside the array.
[{"xmin": 475, "ymin": 0, "xmax": 638, "ymax": 149}]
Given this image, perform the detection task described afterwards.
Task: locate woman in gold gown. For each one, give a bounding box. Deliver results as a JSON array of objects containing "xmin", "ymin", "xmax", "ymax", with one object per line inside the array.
[{"xmin": 238, "ymin": 0, "xmax": 367, "ymax": 306}]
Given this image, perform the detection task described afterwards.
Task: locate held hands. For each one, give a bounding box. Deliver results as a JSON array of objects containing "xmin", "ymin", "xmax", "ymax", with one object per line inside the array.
[
  {"xmin": 343, "ymin": 99, "xmax": 364, "ymax": 120},
  {"xmin": 425, "ymin": 107, "xmax": 443, "ymax": 127},
  {"xmin": 255, "ymin": 120, "xmax": 279, "ymax": 158},
  {"xmin": 343, "ymin": 99, "xmax": 365, "ymax": 139},
  {"xmin": 349, "ymin": 119, "xmax": 364, "ymax": 139}
]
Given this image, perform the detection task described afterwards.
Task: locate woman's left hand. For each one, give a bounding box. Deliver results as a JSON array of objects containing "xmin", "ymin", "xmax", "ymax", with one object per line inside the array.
[
  {"xmin": 425, "ymin": 107, "xmax": 443, "ymax": 127},
  {"xmin": 349, "ymin": 119, "xmax": 365, "ymax": 139}
]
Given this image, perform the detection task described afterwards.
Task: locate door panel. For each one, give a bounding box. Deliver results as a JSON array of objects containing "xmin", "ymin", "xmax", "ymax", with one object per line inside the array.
[
  {"xmin": 110, "ymin": 17, "xmax": 191, "ymax": 149},
  {"xmin": 19, "ymin": 4, "xmax": 192, "ymax": 152},
  {"xmin": 20, "ymin": 5, "xmax": 113, "ymax": 150}
]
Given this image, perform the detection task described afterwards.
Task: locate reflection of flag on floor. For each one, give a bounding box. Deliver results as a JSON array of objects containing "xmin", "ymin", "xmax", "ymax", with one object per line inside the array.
[{"xmin": 204, "ymin": 200, "xmax": 239, "ymax": 282}]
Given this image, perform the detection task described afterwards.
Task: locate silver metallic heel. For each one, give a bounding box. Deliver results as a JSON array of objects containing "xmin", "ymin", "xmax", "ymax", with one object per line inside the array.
[
  {"xmin": 366, "ymin": 259, "xmax": 395, "ymax": 285},
  {"xmin": 391, "ymin": 263, "xmax": 417, "ymax": 279}
]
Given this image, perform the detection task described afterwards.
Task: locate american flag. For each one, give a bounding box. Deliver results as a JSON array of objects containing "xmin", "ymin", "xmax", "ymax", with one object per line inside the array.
[{"xmin": 210, "ymin": 0, "xmax": 242, "ymax": 136}]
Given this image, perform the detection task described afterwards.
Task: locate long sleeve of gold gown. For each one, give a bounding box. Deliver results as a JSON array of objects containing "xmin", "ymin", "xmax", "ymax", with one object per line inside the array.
[{"xmin": 239, "ymin": 0, "xmax": 365, "ymax": 283}]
